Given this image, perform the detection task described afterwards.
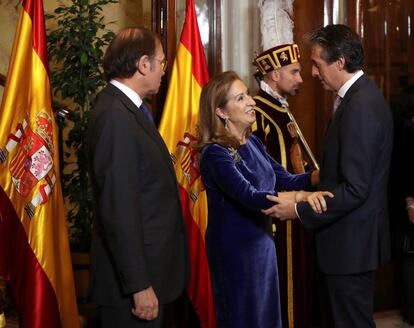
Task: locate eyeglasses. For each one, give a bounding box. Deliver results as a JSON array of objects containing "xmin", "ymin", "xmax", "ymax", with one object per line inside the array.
[{"xmin": 152, "ymin": 57, "xmax": 168, "ymax": 72}]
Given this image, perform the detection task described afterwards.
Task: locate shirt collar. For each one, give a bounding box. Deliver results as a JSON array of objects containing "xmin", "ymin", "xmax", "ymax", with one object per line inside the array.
[
  {"xmin": 110, "ymin": 79, "xmax": 143, "ymax": 109},
  {"xmin": 260, "ymin": 80, "xmax": 289, "ymax": 108},
  {"xmin": 337, "ymin": 70, "xmax": 364, "ymax": 98}
]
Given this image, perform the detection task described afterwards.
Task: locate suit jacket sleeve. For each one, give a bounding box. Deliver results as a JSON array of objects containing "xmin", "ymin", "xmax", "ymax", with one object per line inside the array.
[
  {"xmin": 298, "ymin": 95, "xmax": 383, "ymax": 228},
  {"xmin": 91, "ymin": 100, "xmax": 150, "ymax": 295}
]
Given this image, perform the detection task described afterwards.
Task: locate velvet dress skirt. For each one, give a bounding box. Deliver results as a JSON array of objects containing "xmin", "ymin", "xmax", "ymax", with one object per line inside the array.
[{"xmin": 201, "ymin": 136, "xmax": 310, "ymax": 328}]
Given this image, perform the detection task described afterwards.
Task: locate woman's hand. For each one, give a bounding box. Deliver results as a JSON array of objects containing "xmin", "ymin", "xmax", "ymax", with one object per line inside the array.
[
  {"xmin": 276, "ymin": 191, "xmax": 296, "ymax": 202},
  {"xmin": 263, "ymin": 190, "xmax": 334, "ymax": 219},
  {"xmin": 311, "ymin": 169, "xmax": 320, "ymax": 187},
  {"xmin": 262, "ymin": 195, "xmax": 297, "ymax": 220}
]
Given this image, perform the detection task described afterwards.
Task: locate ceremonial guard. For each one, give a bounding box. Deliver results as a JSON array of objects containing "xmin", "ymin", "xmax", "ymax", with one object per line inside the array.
[{"xmin": 252, "ymin": 1, "xmax": 319, "ymax": 327}]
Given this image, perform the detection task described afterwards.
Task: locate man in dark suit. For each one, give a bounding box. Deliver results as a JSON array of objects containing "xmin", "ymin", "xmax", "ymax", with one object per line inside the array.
[
  {"xmin": 88, "ymin": 27, "xmax": 189, "ymax": 327},
  {"xmin": 264, "ymin": 24, "xmax": 393, "ymax": 327}
]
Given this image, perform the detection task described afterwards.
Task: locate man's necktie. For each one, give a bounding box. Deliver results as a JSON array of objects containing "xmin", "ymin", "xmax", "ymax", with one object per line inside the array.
[
  {"xmin": 333, "ymin": 95, "xmax": 342, "ymax": 114},
  {"xmin": 139, "ymin": 102, "xmax": 155, "ymax": 126},
  {"xmin": 325, "ymin": 95, "xmax": 342, "ymax": 134}
]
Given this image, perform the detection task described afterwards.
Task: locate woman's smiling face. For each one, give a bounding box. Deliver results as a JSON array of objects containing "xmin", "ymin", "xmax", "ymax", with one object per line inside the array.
[{"xmin": 218, "ymin": 79, "xmax": 256, "ymax": 134}]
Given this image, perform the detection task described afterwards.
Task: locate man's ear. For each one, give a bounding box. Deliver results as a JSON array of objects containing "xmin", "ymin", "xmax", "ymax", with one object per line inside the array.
[
  {"xmin": 137, "ymin": 55, "xmax": 150, "ymax": 75},
  {"xmin": 270, "ymin": 69, "xmax": 280, "ymax": 82},
  {"xmin": 337, "ymin": 56, "xmax": 346, "ymax": 71}
]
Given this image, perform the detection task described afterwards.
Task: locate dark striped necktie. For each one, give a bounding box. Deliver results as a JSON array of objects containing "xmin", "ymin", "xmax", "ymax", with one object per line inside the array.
[{"xmin": 139, "ymin": 102, "xmax": 155, "ymax": 126}]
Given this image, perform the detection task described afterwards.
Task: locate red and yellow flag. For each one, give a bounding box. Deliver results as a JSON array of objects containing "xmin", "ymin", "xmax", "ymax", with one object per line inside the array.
[
  {"xmin": 0, "ymin": 0, "xmax": 79, "ymax": 327},
  {"xmin": 159, "ymin": 0, "xmax": 216, "ymax": 327}
]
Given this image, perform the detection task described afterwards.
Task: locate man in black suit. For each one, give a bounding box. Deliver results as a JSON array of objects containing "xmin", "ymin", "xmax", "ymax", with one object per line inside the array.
[
  {"xmin": 264, "ymin": 24, "xmax": 393, "ymax": 327},
  {"xmin": 88, "ymin": 27, "xmax": 189, "ymax": 328}
]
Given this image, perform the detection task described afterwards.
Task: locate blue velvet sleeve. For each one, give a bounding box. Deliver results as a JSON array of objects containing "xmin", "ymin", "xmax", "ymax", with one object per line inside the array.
[
  {"xmin": 200, "ymin": 144, "xmax": 275, "ymax": 210},
  {"xmin": 249, "ymin": 135, "xmax": 312, "ymax": 191},
  {"xmin": 270, "ymin": 158, "xmax": 311, "ymax": 191}
]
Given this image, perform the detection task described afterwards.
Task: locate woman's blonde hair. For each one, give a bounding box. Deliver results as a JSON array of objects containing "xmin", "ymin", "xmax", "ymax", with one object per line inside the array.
[{"xmin": 194, "ymin": 71, "xmax": 251, "ymax": 151}]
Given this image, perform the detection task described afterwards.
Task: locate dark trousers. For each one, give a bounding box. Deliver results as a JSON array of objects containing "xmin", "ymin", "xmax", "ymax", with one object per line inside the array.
[
  {"xmin": 318, "ymin": 270, "xmax": 375, "ymax": 328},
  {"xmin": 98, "ymin": 305, "xmax": 164, "ymax": 328}
]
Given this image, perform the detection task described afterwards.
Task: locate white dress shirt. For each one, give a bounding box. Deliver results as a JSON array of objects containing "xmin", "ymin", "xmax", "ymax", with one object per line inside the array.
[{"xmin": 110, "ymin": 79, "xmax": 143, "ymax": 109}]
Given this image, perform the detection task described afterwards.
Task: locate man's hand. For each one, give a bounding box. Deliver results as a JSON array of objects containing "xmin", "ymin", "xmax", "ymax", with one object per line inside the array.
[
  {"xmin": 408, "ymin": 206, "xmax": 414, "ymax": 224},
  {"xmin": 305, "ymin": 191, "xmax": 334, "ymax": 214},
  {"xmin": 407, "ymin": 196, "xmax": 414, "ymax": 224},
  {"xmin": 131, "ymin": 286, "xmax": 159, "ymax": 321}
]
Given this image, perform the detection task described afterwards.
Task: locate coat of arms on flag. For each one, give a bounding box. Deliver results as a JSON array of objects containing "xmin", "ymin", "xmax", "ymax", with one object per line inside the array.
[
  {"xmin": 172, "ymin": 132, "xmax": 204, "ymax": 202},
  {"xmin": 1, "ymin": 112, "xmax": 56, "ymax": 218}
]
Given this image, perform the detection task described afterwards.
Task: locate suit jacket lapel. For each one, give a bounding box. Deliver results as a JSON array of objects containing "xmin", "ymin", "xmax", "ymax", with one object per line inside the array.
[
  {"xmin": 103, "ymin": 84, "xmax": 176, "ymax": 177},
  {"xmin": 322, "ymin": 74, "xmax": 369, "ymax": 169}
]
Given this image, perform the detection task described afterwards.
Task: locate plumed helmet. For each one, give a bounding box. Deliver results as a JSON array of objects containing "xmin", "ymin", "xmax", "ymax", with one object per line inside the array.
[{"xmin": 253, "ymin": 0, "xmax": 300, "ymax": 75}]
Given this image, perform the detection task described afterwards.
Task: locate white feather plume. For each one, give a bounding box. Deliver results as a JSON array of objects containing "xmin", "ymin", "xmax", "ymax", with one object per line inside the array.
[{"xmin": 258, "ymin": 0, "xmax": 294, "ymax": 51}]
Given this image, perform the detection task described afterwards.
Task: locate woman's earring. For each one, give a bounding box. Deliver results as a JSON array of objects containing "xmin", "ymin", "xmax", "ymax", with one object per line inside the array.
[{"xmin": 224, "ymin": 117, "xmax": 229, "ymax": 130}]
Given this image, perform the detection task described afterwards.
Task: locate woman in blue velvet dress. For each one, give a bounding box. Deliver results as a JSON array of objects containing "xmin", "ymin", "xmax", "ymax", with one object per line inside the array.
[{"xmin": 196, "ymin": 71, "xmax": 331, "ymax": 328}]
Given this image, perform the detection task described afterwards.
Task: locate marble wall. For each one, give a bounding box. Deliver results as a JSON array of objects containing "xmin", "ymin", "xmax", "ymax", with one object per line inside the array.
[{"xmin": 221, "ymin": 0, "xmax": 260, "ymax": 93}]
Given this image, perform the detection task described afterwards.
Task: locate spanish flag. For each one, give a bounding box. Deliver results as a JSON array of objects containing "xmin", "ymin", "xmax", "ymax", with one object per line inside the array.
[
  {"xmin": 0, "ymin": 0, "xmax": 79, "ymax": 327},
  {"xmin": 158, "ymin": 0, "xmax": 216, "ymax": 327}
]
